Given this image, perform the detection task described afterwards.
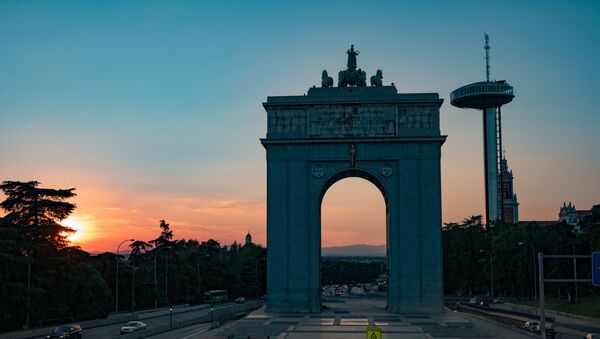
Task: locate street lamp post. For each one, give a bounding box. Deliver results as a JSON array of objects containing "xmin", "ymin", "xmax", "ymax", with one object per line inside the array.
[
  {"xmin": 115, "ymin": 239, "xmax": 134, "ymax": 313},
  {"xmin": 197, "ymin": 255, "xmax": 201, "ymax": 303},
  {"xmin": 153, "ymin": 246, "xmax": 171, "ymax": 309},
  {"xmin": 131, "ymin": 266, "xmax": 137, "ymax": 315},
  {"xmin": 519, "ymin": 241, "xmax": 537, "ymax": 301},
  {"xmin": 480, "ymin": 249, "xmax": 494, "ymax": 300},
  {"xmin": 24, "ymin": 255, "xmax": 31, "ymax": 330},
  {"xmin": 165, "ymin": 253, "xmax": 169, "ymax": 304},
  {"xmin": 196, "ymin": 253, "xmax": 209, "ymax": 303}
]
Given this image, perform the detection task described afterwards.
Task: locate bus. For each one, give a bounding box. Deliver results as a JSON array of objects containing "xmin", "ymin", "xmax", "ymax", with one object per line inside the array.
[{"xmin": 204, "ymin": 290, "xmax": 228, "ymax": 303}]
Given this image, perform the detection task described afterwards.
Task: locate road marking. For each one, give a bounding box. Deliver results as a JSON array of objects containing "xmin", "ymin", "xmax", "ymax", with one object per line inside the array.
[{"xmin": 180, "ymin": 324, "xmax": 210, "ymax": 339}]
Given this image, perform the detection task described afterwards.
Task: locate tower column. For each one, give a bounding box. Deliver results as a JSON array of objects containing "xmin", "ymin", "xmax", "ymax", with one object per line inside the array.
[{"xmin": 483, "ymin": 107, "xmax": 499, "ymax": 223}]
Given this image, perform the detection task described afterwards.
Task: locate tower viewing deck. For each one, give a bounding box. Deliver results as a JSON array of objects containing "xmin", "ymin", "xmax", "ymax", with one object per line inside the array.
[{"xmin": 450, "ymin": 80, "xmax": 514, "ymax": 109}]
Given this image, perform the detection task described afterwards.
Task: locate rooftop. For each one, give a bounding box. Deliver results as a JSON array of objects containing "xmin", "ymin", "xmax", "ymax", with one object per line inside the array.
[{"xmin": 264, "ymin": 86, "xmax": 442, "ymax": 107}]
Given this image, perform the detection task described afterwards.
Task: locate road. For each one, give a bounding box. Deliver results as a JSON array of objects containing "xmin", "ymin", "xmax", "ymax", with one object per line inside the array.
[
  {"xmin": 52, "ymin": 301, "xmax": 258, "ymax": 339},
  {"xmin": 143, "ymin": 323, "xmax": 212, "ymax": 339}
]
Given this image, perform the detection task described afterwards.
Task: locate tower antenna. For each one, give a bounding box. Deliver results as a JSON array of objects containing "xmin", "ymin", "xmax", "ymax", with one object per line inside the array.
[{"xmin": 484, "ymin": 33, "xmax": 491, "ymax": 82}]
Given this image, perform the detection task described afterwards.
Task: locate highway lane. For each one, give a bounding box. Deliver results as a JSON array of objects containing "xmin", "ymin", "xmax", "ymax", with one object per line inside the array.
[
  {"xmin": 75, "ymin": 301, "xmax": 255, "ymax": 339},
  {"xmin": 143, "ymin": 323, "xmax": 211, "ymax": 339}
]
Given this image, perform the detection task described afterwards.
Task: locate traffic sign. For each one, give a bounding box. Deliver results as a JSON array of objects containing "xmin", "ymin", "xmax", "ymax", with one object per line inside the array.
[
  {"xmin": 367, "ymin": 326, "xmax": 382, "ymax": 339},
  {"xmin": 593, "ymin": 252, "xmax": 600, "ymax": 287}
]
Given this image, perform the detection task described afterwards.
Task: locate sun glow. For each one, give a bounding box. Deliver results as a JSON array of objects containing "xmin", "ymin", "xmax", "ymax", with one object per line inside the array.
[{"xmin": 61, "ymin": 216, "xmax": 85, "ymax": 243}]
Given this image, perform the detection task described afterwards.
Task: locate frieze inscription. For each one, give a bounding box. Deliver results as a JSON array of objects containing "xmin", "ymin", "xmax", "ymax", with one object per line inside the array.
[
  {"xmin": 266, "ymin": 105, "xmax": 439, "ymax": 138},
  {"xmin": 309, "ymin": 106, "xmax": 396, "ymax": 137},
  {"xmin": 268, "ymin": 110, "xmax": 307, "ymax": 135}
]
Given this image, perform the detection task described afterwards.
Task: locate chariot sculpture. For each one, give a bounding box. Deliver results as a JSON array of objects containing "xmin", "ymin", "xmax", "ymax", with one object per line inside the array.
[{"xmin": 338, "ymin": 45, "xmax": 367, "ymax": 87}]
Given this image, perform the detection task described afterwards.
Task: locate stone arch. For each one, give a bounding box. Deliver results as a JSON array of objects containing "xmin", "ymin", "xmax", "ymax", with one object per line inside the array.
[
  {"xmin": 319, "ymin": 167, "xmax": 388, "ymax": 207},
  {"xmin": 261, "ymin": 84, "xmax": 445, "ymax": 314},
  {"xmin": 318, "ymin": 168, "xmax": 390, "ymax": 306}
]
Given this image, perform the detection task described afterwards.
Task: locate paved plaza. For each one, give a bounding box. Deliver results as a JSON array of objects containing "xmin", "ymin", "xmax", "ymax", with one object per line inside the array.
[{"xmin": 204, "ymin": 298, "xmax": 531, "ymax": 339}]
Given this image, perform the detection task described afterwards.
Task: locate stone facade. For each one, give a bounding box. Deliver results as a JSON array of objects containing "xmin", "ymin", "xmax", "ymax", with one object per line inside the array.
[{"xmin": 261, "ymin": 86, "xmax": 446, "ymax": 313}]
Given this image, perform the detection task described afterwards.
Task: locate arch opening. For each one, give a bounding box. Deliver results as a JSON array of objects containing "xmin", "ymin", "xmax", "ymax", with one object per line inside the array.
[{"xmin": 319, "ymin": 170, "xmax": 389, "ymax": 308}]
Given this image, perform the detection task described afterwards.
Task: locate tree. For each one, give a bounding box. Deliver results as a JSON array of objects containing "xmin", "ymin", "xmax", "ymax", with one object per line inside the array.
[
  {"xmin": 149, "ymin": 220, "xmax": 173, "ymax": 248},
  {"xmin": 0, "ymin": 181, "xmax": 115, "ymax": 331},
  {"xmin": 0, "ymin": 181, "xmax": 76, "ymax": 254},
  {"xmin": 442, "ymin": 215, "xmax": 489, "ymax": 296},
  {"xmin": 129, "ymin": 240, "xmax": 152, "ymax": 265}
]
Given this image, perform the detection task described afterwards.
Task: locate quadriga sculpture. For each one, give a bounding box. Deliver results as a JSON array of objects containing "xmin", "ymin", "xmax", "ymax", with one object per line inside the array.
[
  {"xmin": 321, "ymin": 70, "xmax": 334, "ymax": 88},
  {"xmin": 370, "ymin": 70, "xmax": 383, "ymax": 87}
]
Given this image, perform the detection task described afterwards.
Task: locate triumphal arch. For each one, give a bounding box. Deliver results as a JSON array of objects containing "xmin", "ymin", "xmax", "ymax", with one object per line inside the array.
[{"xmin": 261, "ymin": 46, "xmax": 446, "ymax": 313}]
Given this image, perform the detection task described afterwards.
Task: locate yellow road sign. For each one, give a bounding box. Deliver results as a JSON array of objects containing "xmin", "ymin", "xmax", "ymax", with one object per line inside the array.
[{"xmin": 367, "ymin": 326, "xmax": 382, "ymax": 339}]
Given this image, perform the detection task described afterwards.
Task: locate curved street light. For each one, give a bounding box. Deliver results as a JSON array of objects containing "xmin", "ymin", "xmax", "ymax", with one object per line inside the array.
[
  {"xmin": 115, "ymin": 239, "xmax": 135, "ymax": 313},
  {"xmin": 519, "ymin": 241, "xmax": 538, "ymax": 301}
]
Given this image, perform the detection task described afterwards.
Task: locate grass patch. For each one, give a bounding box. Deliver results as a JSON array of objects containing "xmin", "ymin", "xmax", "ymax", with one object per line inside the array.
[{"xmin": 511, "ymin": 295, "xmax": 600, "ymax": 319}]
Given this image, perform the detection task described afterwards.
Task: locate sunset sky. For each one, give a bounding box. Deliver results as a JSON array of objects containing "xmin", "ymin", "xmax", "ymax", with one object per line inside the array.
[{"xmin": 1, "ymin": 1, "xmax": 599, "ymax": 252}]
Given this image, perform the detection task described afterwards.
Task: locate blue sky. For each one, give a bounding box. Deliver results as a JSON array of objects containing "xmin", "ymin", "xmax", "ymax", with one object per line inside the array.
[{"xmin": 0, "ymin": 1, "xmax": 598, "ymax": 249}]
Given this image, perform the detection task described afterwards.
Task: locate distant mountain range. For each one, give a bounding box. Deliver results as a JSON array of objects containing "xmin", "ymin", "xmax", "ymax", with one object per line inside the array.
[
  {"xmin": 322, "ymin": 244, "xmax": 385, "ymax": 257},
  {"xmin": 91, "ymin": 244, "xmax": 387, "ymax": 257}
]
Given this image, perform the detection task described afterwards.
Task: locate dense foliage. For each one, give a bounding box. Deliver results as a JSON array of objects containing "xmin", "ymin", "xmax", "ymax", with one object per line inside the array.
[
  {"xmin": 321, "ymin": 258, "xmax": 384, "ymax": 285},
  {"xmin": 0, "ymin": 181, "xmax": 266, "ymax": 332},
  {"xmin": 442, "ymin": 209, "xmax": 600, "ymax": 300}
]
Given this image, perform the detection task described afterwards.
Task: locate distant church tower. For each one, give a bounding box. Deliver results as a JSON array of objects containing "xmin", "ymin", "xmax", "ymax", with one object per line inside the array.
[
  {"xmin": 500, "ymin": 157, "xmax": 519, "ymax": 223},
  {"xmin": 245, "ymin": 231, "xmax": 252, "ymax": 246},
  {"xmin": 559, "ymin": 202, "xmax": 579, "ymax": 226}
]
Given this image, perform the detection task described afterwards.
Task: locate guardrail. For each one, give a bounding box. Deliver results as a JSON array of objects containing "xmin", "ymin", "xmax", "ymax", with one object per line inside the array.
[
  {"xmin": 455, "ymin": 303, "xmax": 556, "ymax": 338},
  {"xmin": 111, "ymin": 301, "xmax": 264, "ymax": 339}
]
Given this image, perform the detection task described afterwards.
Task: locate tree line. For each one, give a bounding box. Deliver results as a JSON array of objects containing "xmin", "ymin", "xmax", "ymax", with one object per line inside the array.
[
  {"xmin": 1, "ymin": 180, "xmax": 598, "ymax": 332},
  {"xmin": 443, "ymin": 212, "xmax": 600, "ymax": 300},
  {"xmin": 321, "ymin": 258, "xmax": 384, "ymax": 285},
  {"xmin": 0, "ymin": 181, "xmax": 265, "ymax": 332}
]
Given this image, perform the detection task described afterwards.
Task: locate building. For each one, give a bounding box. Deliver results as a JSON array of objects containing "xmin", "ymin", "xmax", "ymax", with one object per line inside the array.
[
  {"xmin": 519, "ymin": 202, "xmax": 594, "ymax": 232},
  {"xmin": 245, "ymin": 231, "xmax": 252, "ymax": 246},
  {"xmin": 500, "ymin": 157, "xmax": 519, "ymax": 223},
  {"xmin": 558, "ymin": 201, "xmax": 591, "ymax": 226}
]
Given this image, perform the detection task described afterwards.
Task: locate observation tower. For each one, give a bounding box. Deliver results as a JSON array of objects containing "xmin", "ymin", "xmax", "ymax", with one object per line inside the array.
[{"xmin": 451, "ymin": 34, "xmax": 515, "ymax": 225}]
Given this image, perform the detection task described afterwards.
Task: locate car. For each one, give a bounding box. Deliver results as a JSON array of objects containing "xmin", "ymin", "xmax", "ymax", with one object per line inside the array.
[
  {"xmin": 47, "ymin": 325, "xmax": 82, "ymax": 339},
  {"xmin": 235, "ymin": 297, "xmax": 246, "ymax": 303},
  {"xmin": 120, "ymin": 321, "xmax": 147, "ymax": 335},
  {"xmin": 523, "ymin": 321, "xmax": 538, "ymax": 332}
]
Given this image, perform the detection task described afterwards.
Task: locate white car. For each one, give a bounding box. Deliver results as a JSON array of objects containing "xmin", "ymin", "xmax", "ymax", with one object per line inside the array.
[{"xmin": 120, "ymin": 321, "xmax": 147, "ymax": 335}]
